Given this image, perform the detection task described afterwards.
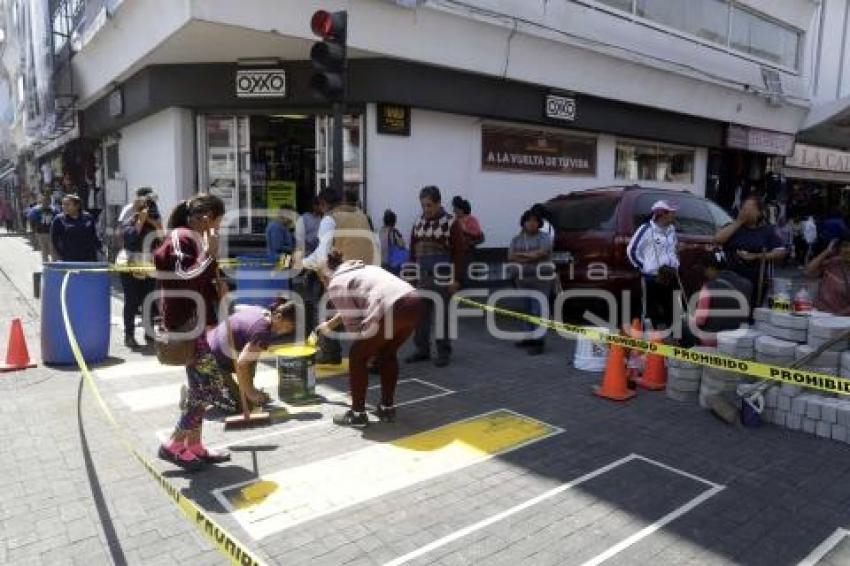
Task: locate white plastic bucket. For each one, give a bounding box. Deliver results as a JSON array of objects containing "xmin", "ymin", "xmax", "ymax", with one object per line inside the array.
[{"xmin": 573, "ymin": 328, "xmax": 609, "ymax": 372}]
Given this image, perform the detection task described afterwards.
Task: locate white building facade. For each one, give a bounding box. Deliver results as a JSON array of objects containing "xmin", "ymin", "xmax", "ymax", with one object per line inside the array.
[{"xmin": 7, "ymin": 0, "xmax": 847, "ymax": 247}]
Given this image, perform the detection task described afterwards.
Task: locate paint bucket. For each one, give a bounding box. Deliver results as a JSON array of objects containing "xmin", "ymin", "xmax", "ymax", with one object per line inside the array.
[
  {"xmin": 738, "ymin": 383, "xmax": 764, "ymax": 428},
  {"xmin": 270, "ymin": 344, "xmax": 317, "ymax": 402},
  {"xmin": 573, "ymin": 328, "xmax": 609, "ymax": 372}
]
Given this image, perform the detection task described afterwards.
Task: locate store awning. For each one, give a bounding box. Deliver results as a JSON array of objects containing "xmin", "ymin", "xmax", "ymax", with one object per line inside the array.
[
  {"xmin": 797, "ymin": 96, "xmax": 850, "ymax": 150},
  {"xmin": 782, "ymin": 166, "xmax": 850, "ymax": 184}
]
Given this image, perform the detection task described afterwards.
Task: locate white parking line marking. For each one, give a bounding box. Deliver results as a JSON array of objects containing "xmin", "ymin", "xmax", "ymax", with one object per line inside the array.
[
  {"xmin": 385, "ymin": 453, "xmax": 724, "ymax": 566},
  {"xmin": 94, "ymin": 359, "xmax": 183, "ymax": 381},
  {"xmin": 384, "ymin": 455, "xmax": 636, "ymax": 566},
  {"xmin": 212, "ymin": 409, "xmax": 563, "ymax": 540},
  {"xmin": 798, "ymin": 528, "xmax": 850, "ymax": 566}
]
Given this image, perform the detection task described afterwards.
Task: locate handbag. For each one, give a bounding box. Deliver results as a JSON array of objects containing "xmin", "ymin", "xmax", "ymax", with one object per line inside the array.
[
  {"xmin": 154, "ymin": 316, "xmax": 198, "ymax": 366},
  {"xmin": 387, "ymin": 229, "xmax": 409, "ymax": 270}
]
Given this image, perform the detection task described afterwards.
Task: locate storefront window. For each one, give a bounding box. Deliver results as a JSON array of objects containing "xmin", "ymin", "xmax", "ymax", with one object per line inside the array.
[{"xmin": 616, "ymin": 142, "xmax": 695, "ymax": 183}]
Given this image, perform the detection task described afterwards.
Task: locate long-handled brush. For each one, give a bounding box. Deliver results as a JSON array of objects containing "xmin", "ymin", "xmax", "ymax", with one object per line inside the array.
[
  {"xmin": 708, "ymin": 327, "xmax": 850, "ymax": 425},
  {"xmin": 224, "ymin": 390, "xmax": 271, "ymax": 430}
]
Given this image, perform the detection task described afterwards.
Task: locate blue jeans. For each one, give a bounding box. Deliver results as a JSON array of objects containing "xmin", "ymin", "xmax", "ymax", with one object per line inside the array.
[{"xmin": 523, "ymin": 295, "xmax": 544, "ymax": 339}]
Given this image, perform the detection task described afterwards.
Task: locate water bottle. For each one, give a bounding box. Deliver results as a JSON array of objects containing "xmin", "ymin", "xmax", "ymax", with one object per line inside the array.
[{"xmin": 793, "ymin": 285, "xmax": 813, "ymax": 313}]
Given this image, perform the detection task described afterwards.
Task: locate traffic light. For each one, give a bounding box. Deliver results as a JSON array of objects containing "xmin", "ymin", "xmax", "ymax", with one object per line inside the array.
[{"xmin": 309, "ymin": 10, "xmax": 347, "ymax": 102}]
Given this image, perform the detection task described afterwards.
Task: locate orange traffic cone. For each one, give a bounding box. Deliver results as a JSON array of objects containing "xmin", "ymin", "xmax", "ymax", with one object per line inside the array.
[
  {"xmin": 593, "ymin": 342, "xmax": 636, "ymax": 401},
  {"xmin": 1, "ymin": 318, "xmax": 36, "ymax": 372},
  {"xmin": 638, "ymin": 331, "xmax": 667, "ymax": 390}
]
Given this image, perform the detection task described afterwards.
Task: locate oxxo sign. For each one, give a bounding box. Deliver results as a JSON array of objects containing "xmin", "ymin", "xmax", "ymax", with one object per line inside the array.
[
  {"xmin": 545, "ymin": 94, "xmax": 577, "ymax": 122},
  {"xmin": 236, "ymin": 69, "xmax": 287, "ymax": 98}
]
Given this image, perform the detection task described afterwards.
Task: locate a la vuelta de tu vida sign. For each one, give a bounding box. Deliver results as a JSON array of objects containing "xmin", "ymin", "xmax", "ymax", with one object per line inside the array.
[
  {"xmin": 786, "ymin": 143, "xmax": 850, "ymax": 173},
  {"xmin": 235, "ymin": 69, "xmax": 287, "ymax": 98}
]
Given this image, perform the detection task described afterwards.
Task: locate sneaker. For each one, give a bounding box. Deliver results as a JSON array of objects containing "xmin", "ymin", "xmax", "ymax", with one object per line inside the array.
[
  {"xmin": 434, "ymin": 354, "xmax": 450, "ymax": 368},
  {"xmin": 157, "ymin": 444, "xmax": 205, "ymax": 472},
  {"xmin": 190, "ymin": 445, "xmax": 231, "ymax": 464},
  {"xmin": 332, "ymin": 410, "xmax": 369, "ymax": 428},
  {"xmin": 375, "ymin": 403, "xmax": 396, "ymax": 423},
  {"xmin": 124, "ymin": 335, "xmax": 140, "ymax": 349},
  {"xmin": 405, "ymin": 351, "xmax": 430, "ymax": 364}
]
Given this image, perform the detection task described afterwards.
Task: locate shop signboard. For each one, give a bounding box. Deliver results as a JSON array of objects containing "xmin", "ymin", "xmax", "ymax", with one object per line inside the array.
[
  {"xmin": 236, "ymin": 69, "xmax": 287, "ymax": 98},
  {"xmin": 785, "ymin": 143, "xmax": 850, "ymax": 173},
  {"xmin": 544, "ymin": 94, "xmax": 577, "ymax": 122},
  {"xmin": 267, "ymin": 180, "xmax": 297, "ymax": 211},
  {"xmin": 376, "ymin": 103, "xmax": 411, "ymax": 136},
  {"xmin": 726, "ymin": 124, "xmax": 794, "ymax": 156},
  {"xmin": 481, "ymin": 125, "xmax": 596, "ymax": 175}
]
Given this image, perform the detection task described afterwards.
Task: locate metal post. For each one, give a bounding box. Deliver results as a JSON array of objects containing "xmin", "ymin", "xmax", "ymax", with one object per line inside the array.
[{"xmin": 332, "ymin": 101, "xmax": 344, "ymax": 193}]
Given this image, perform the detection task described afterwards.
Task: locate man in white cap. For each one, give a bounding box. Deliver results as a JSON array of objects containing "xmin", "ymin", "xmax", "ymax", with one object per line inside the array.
[{"xmin": 626, "ymin": 199, "xmax": 681, "ymax": 330}]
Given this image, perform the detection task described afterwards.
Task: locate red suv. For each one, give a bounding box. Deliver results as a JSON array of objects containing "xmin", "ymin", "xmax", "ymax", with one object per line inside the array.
[{"xmin": 545, "ymin": 186, "xmax": 732, "ymax": 318}]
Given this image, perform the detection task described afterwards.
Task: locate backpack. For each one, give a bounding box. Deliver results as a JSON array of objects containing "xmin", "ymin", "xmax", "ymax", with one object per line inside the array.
[{"xmin": 387, "ymin": 228, "xmax": 409, "ymax": 270}]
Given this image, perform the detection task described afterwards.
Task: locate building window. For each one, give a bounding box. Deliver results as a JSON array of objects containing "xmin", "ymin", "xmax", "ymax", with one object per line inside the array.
[
  {"xmin": 731, "ymin": 6, "xmax": 799, "ymax": 69},
  {"xmin": 590, "ymin": 0, "xmax": 801, "ymax": 70},
  {"xmin": 636, "ymin": 0, "xmax": 728, "ymax": 45},
  {"xmin": 615, "ymin": 142, "xmax": 695, "ymax": 183}
]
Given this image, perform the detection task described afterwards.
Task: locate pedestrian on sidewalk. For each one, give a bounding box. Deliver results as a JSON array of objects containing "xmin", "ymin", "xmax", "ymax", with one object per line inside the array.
[
  {"xmin": 154, "ymin": 194, "xmax": 234, "ymax": 471},
  {"xmin": 315, "ymin": 250, "xmax": 423, "ymax": 427},
  {"xmin": 803, "ymin": 214, "xmax": 818, "ymax": 265},
  {"xmin": 302, "ymin": 188, "xmax": 377, "ymax": 365},
  {"xmin": 50, "ymin": 194, "xmax": 101, "ymax": 262},
  {"xmin": 805, "ymin": 237, "xmax": 850, "ymax": 316},
  {"xmin": 627, "ymin": 200, "xmax": 681, "ymax": 330},
  {"xmin": 118, "ymin": 196, "xmax": 163, "ymax": 349},
  {"xmin": 378, "ymin": 209, "xmax": 407, "ymax": 275},
  {"xmin": 451, "ymin": 196, "xmax": 485, "ymax": 249},
  {"xmin": 508, "ymin": 208, "xmax": 552, "ymax": 355},
  {"xmin": 0, "ymin": 197, "xmax": 12, "ymax": 233},
  {"xmin": 265, "ymin": 205, "xmax": 295, "ymax": 260},
  {"xmin": 27, "ymin": 194, "xmax": 59, "ymax": 262},
  {"xmin": 714, "ymin": 195, "xmax": 786, "ymax": 310},
  {"xmin": 406, "ymin": 185, "xmax": 465, "ymax": 368}
]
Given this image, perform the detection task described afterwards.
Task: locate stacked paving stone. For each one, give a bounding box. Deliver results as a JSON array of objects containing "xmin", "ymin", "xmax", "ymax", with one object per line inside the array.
[
  {"xmin": 794, "ymin": 345, "xmax": 842, "ymax": 376},
  {"xmin": 666, "ymin": 349, "xmax": 705, "ymax": 403},
  {"xmin": 716, "ymin": 328, "xmax": 760, "ymax": 359},
  {"xmin": 755, "ymin": 310, "xmax": 809, "ymax": 342},
  {"xmin": 808, "ymin": 316, "xmax": 850, "ymax": 351},
  {"xmin": 758, "ymin": 316, "xmax": 850, "ymax": 442}
]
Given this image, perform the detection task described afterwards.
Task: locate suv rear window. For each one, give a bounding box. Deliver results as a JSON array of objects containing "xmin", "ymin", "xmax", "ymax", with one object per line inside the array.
[
  {"xmin": 632, "ymin": 194, "xmax": 717, "ymax": 236},
  {"xmin": 547, "ymin": 194, "xmax": 620, "ymax": 232}
]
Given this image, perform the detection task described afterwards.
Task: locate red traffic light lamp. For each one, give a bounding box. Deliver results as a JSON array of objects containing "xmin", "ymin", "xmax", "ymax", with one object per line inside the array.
[{"xmin": 311, "ymin": 10, "xmax": 347, "ymax": 41}]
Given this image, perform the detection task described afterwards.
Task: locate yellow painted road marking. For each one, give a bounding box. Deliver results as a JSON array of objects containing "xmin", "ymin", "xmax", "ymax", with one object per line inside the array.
[{"xmin": 214, "ymin": 409, "xmax": 562, "ymax": 540}]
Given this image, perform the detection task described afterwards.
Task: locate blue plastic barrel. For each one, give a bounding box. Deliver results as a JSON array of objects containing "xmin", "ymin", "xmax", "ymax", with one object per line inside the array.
[
  {"xmin": 234, "ymin": 254, "xmax": 290, "ymax": 307},
  {"xmin": 41, "ymin": 262, "xmax": 111, "ymax": 365}
]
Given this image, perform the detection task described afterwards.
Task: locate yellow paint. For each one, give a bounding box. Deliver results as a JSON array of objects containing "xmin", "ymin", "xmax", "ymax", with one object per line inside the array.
[
  {"xmin": 316, "ymin": 357, "xmax": 349, "ymax": 378},
  {"xmin": 220, "ymin": 410, "xmax": 561, "ymax": 540},
  {"xmin": 392, "ymin": 410, "xmax": 555, "ymax": 454},
  {"xmin": 232, "ymin": 480, "xmax": 280, "ymax": 510},
  {"xmin": 267, "ymin": 344, "xmax": 317, "ymax": 358}
]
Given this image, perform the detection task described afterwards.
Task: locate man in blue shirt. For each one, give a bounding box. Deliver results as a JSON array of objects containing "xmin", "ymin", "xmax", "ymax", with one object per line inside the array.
[
  {"xmin": 265, "ymin": 205, "xmax": 295, "ymax": 260},
  {"xmin": 51, "ymin": 195, "xmax": 100, "ymax": 262},
  {"xmin": 714, "ymin": 195, "xmax": 786, "ymax": 310}
]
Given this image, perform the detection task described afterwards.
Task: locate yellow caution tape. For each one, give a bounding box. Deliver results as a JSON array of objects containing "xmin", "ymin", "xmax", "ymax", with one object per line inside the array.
[
  {"xmin": 59, "ymin": 272, "xmax": 268, "ymax": 566},
  {"xmin": 458, "ymin": 297, "xmax": 850, "ymax": 397}
]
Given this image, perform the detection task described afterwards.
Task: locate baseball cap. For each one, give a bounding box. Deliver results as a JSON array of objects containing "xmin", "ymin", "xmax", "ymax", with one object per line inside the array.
[{"xmin": 651, "ymin": 200, "xmax": 678, "ymax": 213}]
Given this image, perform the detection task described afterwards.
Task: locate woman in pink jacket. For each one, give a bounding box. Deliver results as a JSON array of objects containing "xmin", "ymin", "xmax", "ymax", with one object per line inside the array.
[{"xmin": 315, "ymin": 250, "xmax": 423, "ymax": 427}]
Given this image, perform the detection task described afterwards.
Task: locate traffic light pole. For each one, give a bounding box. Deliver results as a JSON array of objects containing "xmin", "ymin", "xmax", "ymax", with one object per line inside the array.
[{"xmin": 332, "ymin": 102, "xmax": 344, "ymax": 193}]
